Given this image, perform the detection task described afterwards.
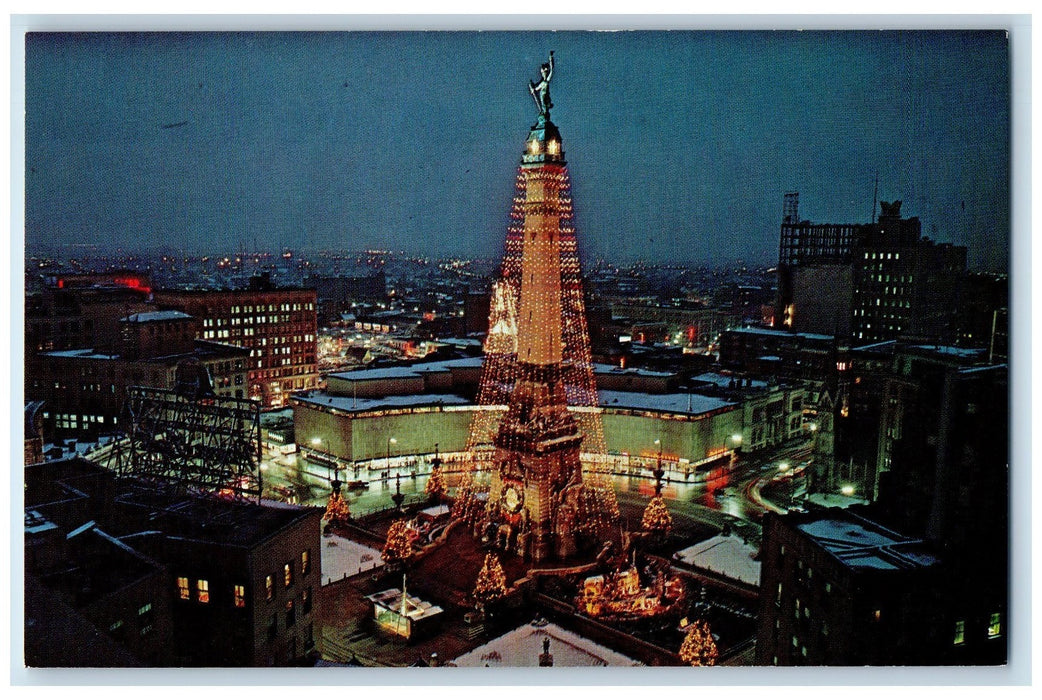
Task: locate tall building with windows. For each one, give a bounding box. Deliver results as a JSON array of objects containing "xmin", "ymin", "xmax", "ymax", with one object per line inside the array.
[
  {"xmin": 153, "ymin": 274, "xmax": 318, "ymax": 407},
  {"xmin": 851, "ymin": 201, "xmax": 966, "ymax": 344},
  {"xmin": 774, "ymin": 195, "xmax": 968, "ymax": 345}
]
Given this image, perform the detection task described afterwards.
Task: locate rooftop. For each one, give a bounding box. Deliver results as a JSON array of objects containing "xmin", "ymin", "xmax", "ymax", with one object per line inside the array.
[
  {"xmin": 293, "ymin": 392, "xmax": 471, "ymax": 414},
  {"xmin": 727, "ymin": 327, "xmax": 834, "ymax": 342},
  {"xmin": 452, "ymin": 619, "xmax": 641, "ymax": 667},
  {"xmin": 121, "ymin": 310, "xmax": 193, "ymax": 323},
  {"xmin": 326, "ymin": 357, "xmax": 483, "ymax": 382},
  {"xmin": 115, "ymin": 482, "xmax": 319, "ymax": 549},
  {"xmin": 795, "ymin": 511, "xmax": 939, "ymax": 571},
  {"xmin": 674, "ymin": 533, "xmax": 761, "ymax": 586},
  {"xmin": 598, "ymin": 389, "xmax": 736, "ymax": 416}
]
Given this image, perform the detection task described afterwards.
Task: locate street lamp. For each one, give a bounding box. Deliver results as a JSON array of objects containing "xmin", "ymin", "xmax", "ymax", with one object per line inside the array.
[
  {"xmin": 729, "ymin": 433, "xmax": 742, "ymax": 464},
  {"xmin": 652, "ymin": 439, "xmax": 665, "ymax": 496},
  {"xmin": 840, "ymin": 484, "xmax": 855, "ymax": 497}
]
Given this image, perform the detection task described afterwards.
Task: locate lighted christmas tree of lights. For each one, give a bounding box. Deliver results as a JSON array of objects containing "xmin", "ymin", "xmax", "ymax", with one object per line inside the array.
[
  {"xmin": 322, "ymin": 490, "xmax": 351, "ymax": 526},
  {"xmin": 382, "ymin": 519, "xmax": 413, "ymax": 564},
  {"xmin": 472, "ymin": 552, "xmax": 508, "ymax": 611},
  {"xmin": 425, "ymin": 465, "xmax": 446, "ymax": 502},
  {"xmin": 641, "ymin": 496, "xmax": 673, "ymax": 536},
  {"xmin": 679, "ymin": 620, "xmax": 719, "ymax": 667}
]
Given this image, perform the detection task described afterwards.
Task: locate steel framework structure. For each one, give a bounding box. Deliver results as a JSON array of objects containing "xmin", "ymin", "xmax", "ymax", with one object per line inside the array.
[{"xmin": 114, "ymin": 386, "xmax": 262, "ymax": 499}]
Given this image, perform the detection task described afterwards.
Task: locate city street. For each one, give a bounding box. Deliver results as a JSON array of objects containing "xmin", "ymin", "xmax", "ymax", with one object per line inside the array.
[{"xmin": 260, "ymin": 438, "xmax": 815, "ymax": 541}]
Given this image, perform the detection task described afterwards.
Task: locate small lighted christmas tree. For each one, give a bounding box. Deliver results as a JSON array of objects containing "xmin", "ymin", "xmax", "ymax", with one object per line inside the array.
[
  {"xmin": 641, "ymin": 496, "xmax": 673, "ymax": 536},
  {"xmin": 472, "ymin": 552, "xmax": 507, "ymax": 611},
  {"xmin": 382, "ymin": 519, "xmax": 414, "ymax": 565},
  {"xmin": 425, "ymin": 466, "xmax": 446, "ymax": 503},
  {"xmin": 679, "ymin": 619, "xmax": 718, "ymax": 666},
  {"xmin": 323, "ymin": 490, "xmax": 351, "ymax": 526}
]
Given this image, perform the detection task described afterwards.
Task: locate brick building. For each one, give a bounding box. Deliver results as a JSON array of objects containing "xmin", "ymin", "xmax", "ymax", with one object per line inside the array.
[
  {"xmin": 153, "ymin": 275, "xmax": 318, "ymax": 407},
  {"xmin": 26, "ymin": 310, "xmax": 249, "ymax": 440},
  {"xmin": 25, "ymin": 457, "xmax": 323, "ymax": 667}
]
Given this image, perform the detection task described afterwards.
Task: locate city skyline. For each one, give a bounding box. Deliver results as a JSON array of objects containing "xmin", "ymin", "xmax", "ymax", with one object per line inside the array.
[{"xmin": 24, "ymin": 30, "xmax": 1010, "ymax": 271}]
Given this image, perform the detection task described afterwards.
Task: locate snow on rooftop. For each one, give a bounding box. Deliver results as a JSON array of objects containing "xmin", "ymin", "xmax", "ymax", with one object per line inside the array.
[
  {"xmin": 593, "ymin": 363, "xmax": 674, "ymax": 378},
  {"xmin": 321, "ymin": 533, "xmax": 383, "ymax": 584},
  {"xmin": 597, "ymin": 390, "xmax": 735, "ymax": 416},
  {"xmin": 910, "ymin": 345, "xmax": 986, "ymax": 358},
  {"xmin": 692, "ymin": 372, "xmax": 768, "ymax": 389},
  {"xmin": 452, "ymin": 620, "xmax": 641, "ymax": 667},
  {"xmin": 797, "ymin": 517, "xmax": 938, "ymax": 570},
  {"xmin": 327, "ymin": 357, "xmax": 483, "ymax": 382},
  {"xmin": 42, "ymin": 348, "xmax": 119, "ymax": 360},
  {"xmin": 121, "ymin": 310, "xmax": 193, "ymax": 323},
  {"xmin": 295, "ymin": 392, "xmax": 471, "ymax": 413},
  {"xmin": 674, "ymin": 533, "xmax": 760, "ymax": 586},
  {"xmin": 728, "ymin": 326, "xmax": 834, "ymax": 341}
]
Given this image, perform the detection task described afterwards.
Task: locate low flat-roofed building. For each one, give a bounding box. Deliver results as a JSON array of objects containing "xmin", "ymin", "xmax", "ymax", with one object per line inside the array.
[
  {"xmin": 452, "ymin": 619, "xmax": 641, "ymax": 667},
  {"xmin": 365, "ymin": 587, "xmax": 444, "ymax": 640}
]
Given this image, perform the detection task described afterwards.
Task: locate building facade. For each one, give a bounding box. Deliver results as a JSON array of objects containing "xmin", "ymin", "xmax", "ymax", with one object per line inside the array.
[{"xmin": 153, "ymin": 276, "xmax": 318, "ymax": 407}]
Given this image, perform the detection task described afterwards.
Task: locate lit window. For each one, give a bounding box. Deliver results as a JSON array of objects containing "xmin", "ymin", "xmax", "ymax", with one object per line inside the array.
[
  {"xmin": 528, "ymin": 139, "xmax": 540, "ymax": 155},
  {"xmin": 234, "ymin": 584, "xmax": 246, "ymax": 608},
  {"xmin": 266, "ymin": 574, "xmax": 274, "ymax": 601},
  {"xmin": 988, "ymin": 613, "xmax": 1001, "ymax": 639},
  {"xmin": 177, "ymin": 576, "xmax": 190, "ymax": 600},
  {"xmin": 284, "ymin": 563, "xmax": 293, "ymax": 588},
  {"xmin": 197, "ymin": 579, "xmax": 210, "ymax": 604},
  {"xmin": 286, "ymin": 599, "xmax": 296, "ymax": 627},
  {"xmin": 954, "ymin": 620, "xmax": 966, "ymax": 645},
  {"xmin": 301, "ymin": 550, "xmax": 311, "ymax": 576}
]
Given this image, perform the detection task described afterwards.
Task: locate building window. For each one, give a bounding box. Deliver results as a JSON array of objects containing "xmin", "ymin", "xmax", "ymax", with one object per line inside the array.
[
  {"xmin": 177, "ymin": 576, "xmax": 190, "ymax": 600},
  {"xmin": 266, "ymin": 574, "xmax": 274, "ymax": 601},
  {"xmin": 284, "ymin": 563, "xmax": 293, "ymax": 588},
  {"xmin": 954, "ymin": 620, "xmax": 966, "ymax": 646},
  {"xmin": 197, "ymin": 579, "xmax": 210, "ymax": 604},
  {"xmin": 988, "ymin": 613, "xmax": 1002, "ymax": 639},
  {"xmin": 302, "ymin": 587, "xmax": 312, "ymax": 615},
  {"xmin": 138, "ymin": 602, "xmax": 154, "ymax": 636},
  {"xmin": 268, "ymin": 614, "xmax": 278, "ymax": 640},
  {"xmin": 234, "ymin": 584, "xmax": 246, "ymax": 608},
  {"xmin": 286, "ymin": 599, "xmax": 296, "ymax": 628},
  {"xmin": 301, "ymin": 550, "xmax": 311, "ymax": 576}
]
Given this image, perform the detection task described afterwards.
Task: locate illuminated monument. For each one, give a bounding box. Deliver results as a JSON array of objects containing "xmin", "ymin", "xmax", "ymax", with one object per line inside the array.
[{"xmin": 455, "ymin": 52, "xmax": 619, "ymax": 562}]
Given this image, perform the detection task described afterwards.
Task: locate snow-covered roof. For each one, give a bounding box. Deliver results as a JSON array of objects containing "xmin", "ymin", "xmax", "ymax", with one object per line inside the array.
[
  {"xmin": 597, "ymin": 390, "xmax": 736, "ymax": 416},
  {"xmin": 42, "ymin": 348, "xmax": 119, "ymax": 360},
  {"xmin": 910, "ymin": 345, "xmax": 986, "ymax": 359},
  {"xmin": 452, "ymin": 620, "xmax": 641, "ymax": 667},
  {"xmin": 692, "ymin": 372, "xmax": 768, "ymax": 390},
  {"xmin": 797, "ymin": 516, "xmax": 939, "ymax": 570},
  {"xmin": 326, "ymin": 356, "xmax": 484, "ymax": 382},
  {"xmin": 321, "ymin": 533, "xmax": 383, "ymax": 583},
  {"xmin": 593, "ymin": 363, "xmax": 674, "ymax": 378},
  {"xmin": 728, "ymin": 327, "xmax": 834, "ymax": 342},
  {"xmin": 121, "ymin": 310, "xmax": 193, "ymax": 323},
  {"xmin": 295, "ymin": 392, "xmax": 470, "ymax": 413},
  {"xmin": 674, "ymin": 533, "xmax": 760, "ymax": 586}
]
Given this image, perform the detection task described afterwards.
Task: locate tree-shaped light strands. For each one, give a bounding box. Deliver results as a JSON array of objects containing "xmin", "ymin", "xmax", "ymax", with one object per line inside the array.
[
  {"xmin": 323, "ymin": 490, "xmax": 351, "ymax": 527},
  {"xmin": 472, "ymin": 552, "xmax": 508, "ymax": 612},
  {"xmin": 679, "ymin": 619, "xmax": 718, "ymax": 667},
  {"xmin": 382, "ymin": 519, "xmax": 414, "ymax": 567},
  {"xmin": 641, "ymin": 496, "xmax": 673, "ymax": 537},
  {"xmin": 425, "ymin": 465, "xmax": 446, "ymax": 503}
]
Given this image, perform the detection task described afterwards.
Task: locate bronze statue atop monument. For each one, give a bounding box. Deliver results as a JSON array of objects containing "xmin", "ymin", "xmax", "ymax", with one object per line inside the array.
[{"xmin": 529, "ymin": 51, "xmax": 554, "ymax": 117}]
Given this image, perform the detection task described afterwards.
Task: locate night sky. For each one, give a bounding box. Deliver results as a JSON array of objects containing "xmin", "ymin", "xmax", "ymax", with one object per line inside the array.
[{"xmin": 24, "ymin": 30, "xmax": 1010, "ymax": 270}]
